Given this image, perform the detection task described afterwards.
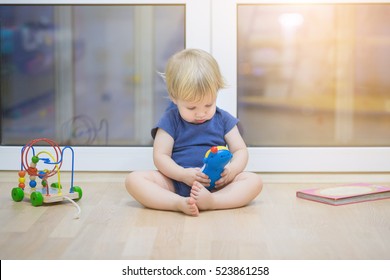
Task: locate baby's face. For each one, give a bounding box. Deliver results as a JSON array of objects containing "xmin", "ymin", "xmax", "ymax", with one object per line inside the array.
[{"xmin": 174, "ymin": 96, "xmax": 217, "ymax": 124}]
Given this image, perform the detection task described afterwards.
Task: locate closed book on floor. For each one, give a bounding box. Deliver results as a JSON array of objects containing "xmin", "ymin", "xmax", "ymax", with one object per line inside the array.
[{"xmin": 296, "ymin": 183, "xmax": 390, "ymax": 205}]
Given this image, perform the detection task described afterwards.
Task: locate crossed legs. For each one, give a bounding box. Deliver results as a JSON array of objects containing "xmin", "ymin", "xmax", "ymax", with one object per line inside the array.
[
  {"xmin": 190, "ymin": 172, "xmax": 262, "ymax": 210},
  {"xmin": 125, "ymin": 171, "xmax": 262, "ymax": 216}
]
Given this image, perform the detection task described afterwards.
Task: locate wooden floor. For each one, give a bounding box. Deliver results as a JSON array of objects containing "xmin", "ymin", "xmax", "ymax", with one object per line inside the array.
[{"xmin": 1, "ymin": 171, "xmax": 390, "ymax": 260}]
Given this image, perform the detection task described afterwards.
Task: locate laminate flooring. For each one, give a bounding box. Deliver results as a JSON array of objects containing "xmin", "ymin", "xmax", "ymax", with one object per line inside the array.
[{"xmin": 1, "ymin": 171, "xmax": 390, "ymax": 260}]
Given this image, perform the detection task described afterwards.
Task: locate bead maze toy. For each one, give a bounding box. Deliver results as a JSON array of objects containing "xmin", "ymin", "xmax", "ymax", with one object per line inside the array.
[
  {"xmin": 201, "ymin": 146, "xmax": 233, "ymax": 191},
  {"xmin": 11, "ymin": 138, "xmax": 82, "ymax": 216}
]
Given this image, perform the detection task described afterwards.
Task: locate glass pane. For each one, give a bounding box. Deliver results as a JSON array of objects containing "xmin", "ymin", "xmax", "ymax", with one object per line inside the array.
[
  {"xmin": 0, "ymin": 5, "xmax": 185, "ymax": 146},
  {"xmin": 238, "ymin": 4, "xmax": 390, "ymax": 146},
  {"xmin": 1, "ymin": 6, "xmax": 56, "ymax": 144}
]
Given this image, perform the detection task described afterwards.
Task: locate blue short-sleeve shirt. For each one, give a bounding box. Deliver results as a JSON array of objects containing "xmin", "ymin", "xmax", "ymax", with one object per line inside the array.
[{"xmin": 152, "ymin": 102, "xmax": 238, "ymax": 169}]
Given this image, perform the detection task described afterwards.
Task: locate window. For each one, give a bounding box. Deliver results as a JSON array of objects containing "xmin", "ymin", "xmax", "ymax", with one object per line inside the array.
[
  {"xmin": 238, "ymin": 4, "xmax": 390, "ymax": 147},
  {"xmin": 0, "ymin": 4, "xmax": 185, "ymax": 146},
  {"xmin": 2, "ymin": 1, "xmax": 390, "ymax": 172}
]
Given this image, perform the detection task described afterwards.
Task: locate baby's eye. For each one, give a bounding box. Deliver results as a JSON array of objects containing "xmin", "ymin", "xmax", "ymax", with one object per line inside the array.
[
  {"xmin": 187, "ymin": 107, "xmax": 196, "ymax": 110},
  {"xmin": 205, "ymin": 104, "xmax": 213, "ymax": 108}
]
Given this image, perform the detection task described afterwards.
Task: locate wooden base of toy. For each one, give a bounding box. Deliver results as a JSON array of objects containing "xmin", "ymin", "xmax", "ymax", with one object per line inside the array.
[
  {"xmin": 24, "ymin": 188, "xmax": 80, "ymax": 203},
  {"xmin": 12, "ymin": 185, "xmax": 82, "ymax": 207}
]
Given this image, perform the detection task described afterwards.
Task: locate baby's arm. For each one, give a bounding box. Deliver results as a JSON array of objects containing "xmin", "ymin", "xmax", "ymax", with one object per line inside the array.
[
  {"xmin": 153, "ymin": 128, "xmax": 210, "ymax": 186},
  {"xmin": 215, "ymin": 126, "xmax": 248, "ymax": 188}
]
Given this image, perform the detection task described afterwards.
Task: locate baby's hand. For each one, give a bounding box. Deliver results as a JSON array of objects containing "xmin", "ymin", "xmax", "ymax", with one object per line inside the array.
[
  {"xmin": 215, "ymin": 166, "xmax": 234, "ymax": 189},
  {"xmin": 182, "ymin": 167, "xmax": 210, "ymax": 187}
]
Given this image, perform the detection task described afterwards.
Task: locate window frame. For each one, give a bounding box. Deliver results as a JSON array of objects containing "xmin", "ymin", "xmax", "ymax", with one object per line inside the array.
[
  {"xmin": 213, "ymin": 0, "xmax": 390, "ymax": 173},
  {"xmin": 1, "ymin": 0, "xmax": 390, "ymax": 173}
]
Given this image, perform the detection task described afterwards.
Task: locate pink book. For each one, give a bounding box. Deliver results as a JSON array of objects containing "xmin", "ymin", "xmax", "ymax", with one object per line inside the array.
[{"xmin": 296, "ymin": 183, "xmax": 390, "ymax": 206}]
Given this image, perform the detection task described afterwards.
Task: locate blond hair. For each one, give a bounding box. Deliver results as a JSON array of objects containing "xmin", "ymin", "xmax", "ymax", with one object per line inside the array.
[{"xmin": 163, "ymin": 49, "xmax": 226, "ymax": 102}]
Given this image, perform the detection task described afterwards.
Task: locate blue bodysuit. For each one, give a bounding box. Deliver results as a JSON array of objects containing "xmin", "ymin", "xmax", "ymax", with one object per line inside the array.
[{"xmin": 151, "ymin": 102, "xmax": 238, "ymax": 197}]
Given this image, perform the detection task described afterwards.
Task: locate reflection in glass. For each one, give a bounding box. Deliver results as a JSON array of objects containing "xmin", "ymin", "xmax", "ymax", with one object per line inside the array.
[
  {"xmin": 238, "ymin": 5, "xmax": 390, "ymax": 146},
  {"xmin": 0, "ymin": 5, "xmax": 184, "ymax": 146}
]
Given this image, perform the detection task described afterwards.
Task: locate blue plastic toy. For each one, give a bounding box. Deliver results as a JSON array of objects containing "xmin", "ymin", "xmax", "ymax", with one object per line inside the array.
[{"xmin": 201, "ymin": 146, "xmax": 233, "ymax": 191}]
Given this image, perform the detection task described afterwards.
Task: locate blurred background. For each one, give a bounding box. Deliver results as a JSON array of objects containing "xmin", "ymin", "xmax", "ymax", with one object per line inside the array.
[
  {"xmin": 1, "ymin": 5, "xmax": 184, "ymax": 146},
  {"xmin": 1, "ymin": 3, "xmax": 390, "ymax": 147},
  {"xmin": 238, "ymin": 4, "xmax": 390, "ymax": 146}
]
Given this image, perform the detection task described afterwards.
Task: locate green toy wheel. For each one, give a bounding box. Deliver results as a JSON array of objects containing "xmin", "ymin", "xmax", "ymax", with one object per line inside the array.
[
  {"xmin": 72, "ymin": 186, "xmax": 83, "ymax": 200},
  {"xmin": 30, "ymin": 191, "xmax": 43, "ymax": 207},
  {"xmin": 11, "ymin": 187, "xmax": 24, "ymax": 202},
  {"xmin": 51, "ymin": 182, "xmax": 62, "ymax": 189}
]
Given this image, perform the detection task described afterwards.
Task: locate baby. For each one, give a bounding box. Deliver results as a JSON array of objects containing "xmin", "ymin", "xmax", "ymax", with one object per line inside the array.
[{"xmin": 125, "ymin": 48, "xmax": 262, "ymax": 216}]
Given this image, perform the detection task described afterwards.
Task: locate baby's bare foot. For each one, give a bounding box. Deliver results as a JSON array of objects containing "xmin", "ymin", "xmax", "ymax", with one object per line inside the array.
[
  {"xmin": 178, "ymin": 197, "xmax": 199, "ymax": 216},
  {"xmin": 190, "ymin": 181, "xmax": 215, "ymax": 210}
]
